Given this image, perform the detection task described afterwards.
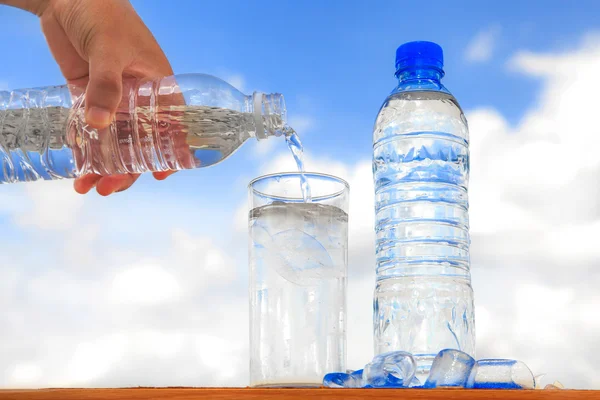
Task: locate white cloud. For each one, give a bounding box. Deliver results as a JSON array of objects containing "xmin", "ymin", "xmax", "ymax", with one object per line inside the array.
[
  {"xmin": 468, "ymin": 37, "xmax": 600, "ymax": 235},
  {"xmin": 10, "ymin": 364, "xmax": 42, "ymax": 387},
  {"xmin": 513, "ymin": 284, "xmax": 574, "ymax": 346},
  {"xmin": 61, "ymin": 224, "xmax": 99, "ymax": 267},
  {"xmin": 133, "ymin": 331, "xmax": 186, "ymax": 359},
  {"xmin": 195, "ymin": 334, "xmax": 245, "ymax": 382},
  {"xmin": 14, "ymin": 180, "xmax": 84, "ymax": 231},
  {"xmin": 0, "ymin": 177, "xmax": 249, "ymax": 388},
  {"xmin": 464, "ymin": 35, "xmax": 600, "ymax": 388},
  {"xmin": 111, "ymin": 262, "xmax": 181, "ymax": 305},
  {"xmin": 63, "ymin": 335, "xmax": 127, "ymax": 386},
  {"xmin": 347, "ymin": 275, "xmax": 376, "ymax": 368},
  {"xmin": 465, "ymin": 25, "xmax": 501, "ymax": 63},
  {"xmin": 170, "ymin": 229, "xmax": 237, "ymax": 285}
]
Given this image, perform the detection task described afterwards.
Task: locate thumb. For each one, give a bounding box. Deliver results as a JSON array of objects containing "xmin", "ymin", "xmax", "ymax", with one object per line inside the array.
[{"xmin": 84, "ymin": 53, "xmax": 124, "ymax": 129}]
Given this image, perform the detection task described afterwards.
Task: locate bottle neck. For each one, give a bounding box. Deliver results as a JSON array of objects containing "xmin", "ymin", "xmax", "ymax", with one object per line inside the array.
[
  {"xmin": 248, "ymin": 92, "xmax": 287, "ymax": 140},
  {"xmin": 395, "ymin": 67, "xmax": 444, "ymax": 88}
]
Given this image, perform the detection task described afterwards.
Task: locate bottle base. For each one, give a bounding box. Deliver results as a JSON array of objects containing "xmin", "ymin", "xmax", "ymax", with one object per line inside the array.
[{"xmin": 373, "ymin": 275, "xmax": 476, "ymax": 361}]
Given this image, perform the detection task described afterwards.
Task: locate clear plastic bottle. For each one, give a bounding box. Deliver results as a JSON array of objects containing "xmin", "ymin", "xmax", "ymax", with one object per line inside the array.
[
  {"xmin": 372, "ymin": 41, "xmax": 475, "ymax": 379},
  {"xmin": 0, "ymin": 73, "xmax": 287, "ymax": 183}
]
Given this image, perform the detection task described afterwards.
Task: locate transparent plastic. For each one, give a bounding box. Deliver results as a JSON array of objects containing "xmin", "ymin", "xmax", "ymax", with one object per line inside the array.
[
  {"xmin": 0, "ymin": 73, "xmax": 286, "ymax": 183},
  {"xmin": 424, "ymin": 349, "xmax": 476, "ymax": 388},
  {"xmin": 248, "ymin": 173, "xmax": 349, "ymax": 387},
  {"xmin": 372, "ymin": 63, "xmax": 475, "ymax": 378},
  {"xmin": 467, "ymin": 359, "xmax": 536, "ymax": 389}
]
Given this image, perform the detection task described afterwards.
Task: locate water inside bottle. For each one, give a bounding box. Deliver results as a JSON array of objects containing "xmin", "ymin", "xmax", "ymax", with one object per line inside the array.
[
  {"xmin": 0, "ymin": 101, "xmax": 315, "ymax": 196},
  {"xmin": 69, "ymin": 105, "xmax": 310, "ymax": 201}
]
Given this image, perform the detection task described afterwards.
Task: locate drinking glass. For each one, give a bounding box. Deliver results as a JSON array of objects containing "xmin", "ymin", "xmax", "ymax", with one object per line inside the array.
[{"xmin": 248, "ymin": 172, "xmax": 349, "ymax": 387}]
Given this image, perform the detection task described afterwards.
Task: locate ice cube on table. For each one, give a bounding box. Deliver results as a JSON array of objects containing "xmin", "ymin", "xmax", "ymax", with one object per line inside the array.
[
  {"xmin": 350, "ymin": 369, "xmax": 364, "ymax": 388},
  {"xmin": 424, "ymin": 349, "xmax": 475, "ymax": 388},
  {"xmin": 544, "ymin": 384, "xmax": 562, "ymax": 390},
  {"xmin": 544, "ymin": 381, "xmax": 564, "ymax": 390},
  {"xmin": 467, "ymin": 359, "xmax": 536, "ymax": 389},
  {"xmin": 323, "ymin": 372, "xmax": 350, "ymax": 388},
  {"xmin": 323, "ymin": 371, "xmax": 362, "ymax": 388},
  {"xmin": 534, "ymin": 373, "xmax": 545, "ymax": 388},
  {"xmin": 409, "ymin": 376, "xmax": 422, "ymax": 387},
  {"xmin": 363, "ymin": 351, "xmax": 416, "ymax": 388}
]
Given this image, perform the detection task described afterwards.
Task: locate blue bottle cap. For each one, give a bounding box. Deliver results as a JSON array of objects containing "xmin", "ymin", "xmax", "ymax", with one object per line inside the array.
[{"xmin": 395, "ymin": 41, "xmax": 444, "ymax": 75}]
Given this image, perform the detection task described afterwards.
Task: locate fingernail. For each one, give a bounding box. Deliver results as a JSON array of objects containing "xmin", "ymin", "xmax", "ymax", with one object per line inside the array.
[{"xmin": 86, "ymin": 107, "xmax": 112, "ymax": 128}]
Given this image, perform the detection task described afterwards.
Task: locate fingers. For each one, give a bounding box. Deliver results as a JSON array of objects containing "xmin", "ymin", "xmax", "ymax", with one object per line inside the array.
[
  {"xmin": 74, "ymin": 174, "xmax": 101, "ymax": 194},
  {"xmin": 152, "ymin": 171, "xmax": 176, "ymax": 181},
  {"xmin": 95, "ymin": 174, "xmax": 141, "ymax": 196},
  {"xmin": 85, "ymin": 51, "xmax": 124, "ymax": 129},
  {"xmin": 74, "ymin": 173, "xmax": 141, "ymax": 196}
]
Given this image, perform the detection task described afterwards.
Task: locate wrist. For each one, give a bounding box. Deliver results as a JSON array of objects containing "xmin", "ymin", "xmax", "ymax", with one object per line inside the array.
[{"xmin": 0, "ymin": 0, "xmax": 50, "ymax": 15}]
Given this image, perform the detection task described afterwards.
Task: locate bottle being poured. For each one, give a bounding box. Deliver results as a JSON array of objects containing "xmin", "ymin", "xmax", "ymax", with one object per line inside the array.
[{"xmin": 0, "ymin": 73, "xmax": 306, "ymax": 190}]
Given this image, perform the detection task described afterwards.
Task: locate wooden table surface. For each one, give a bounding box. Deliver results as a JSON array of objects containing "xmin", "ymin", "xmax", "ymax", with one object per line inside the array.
[{"xmin": 0, "ymin": 388, "xmax": 598, "ymax": 399}]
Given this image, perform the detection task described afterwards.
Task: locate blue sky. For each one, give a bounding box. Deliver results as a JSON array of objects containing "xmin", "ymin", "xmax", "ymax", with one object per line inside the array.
[{"xmin": 1, "ymin": 0, "xmax": 600, "ymax": 390}]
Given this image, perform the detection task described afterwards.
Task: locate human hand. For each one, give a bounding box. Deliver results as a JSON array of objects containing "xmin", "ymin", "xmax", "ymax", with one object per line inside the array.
[{"xmin": 26, "ymin": 0, "xmax": 177, "ymax": 195}]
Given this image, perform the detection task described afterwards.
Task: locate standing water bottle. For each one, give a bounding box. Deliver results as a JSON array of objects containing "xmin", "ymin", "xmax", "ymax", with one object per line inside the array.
[
  {"xmin": 0, "ymin": 73, "xmax": 286, "ymax": 184},
  {"xmin": 372, "ymin": 41, "xmax": 475, "ymax": 379}
]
